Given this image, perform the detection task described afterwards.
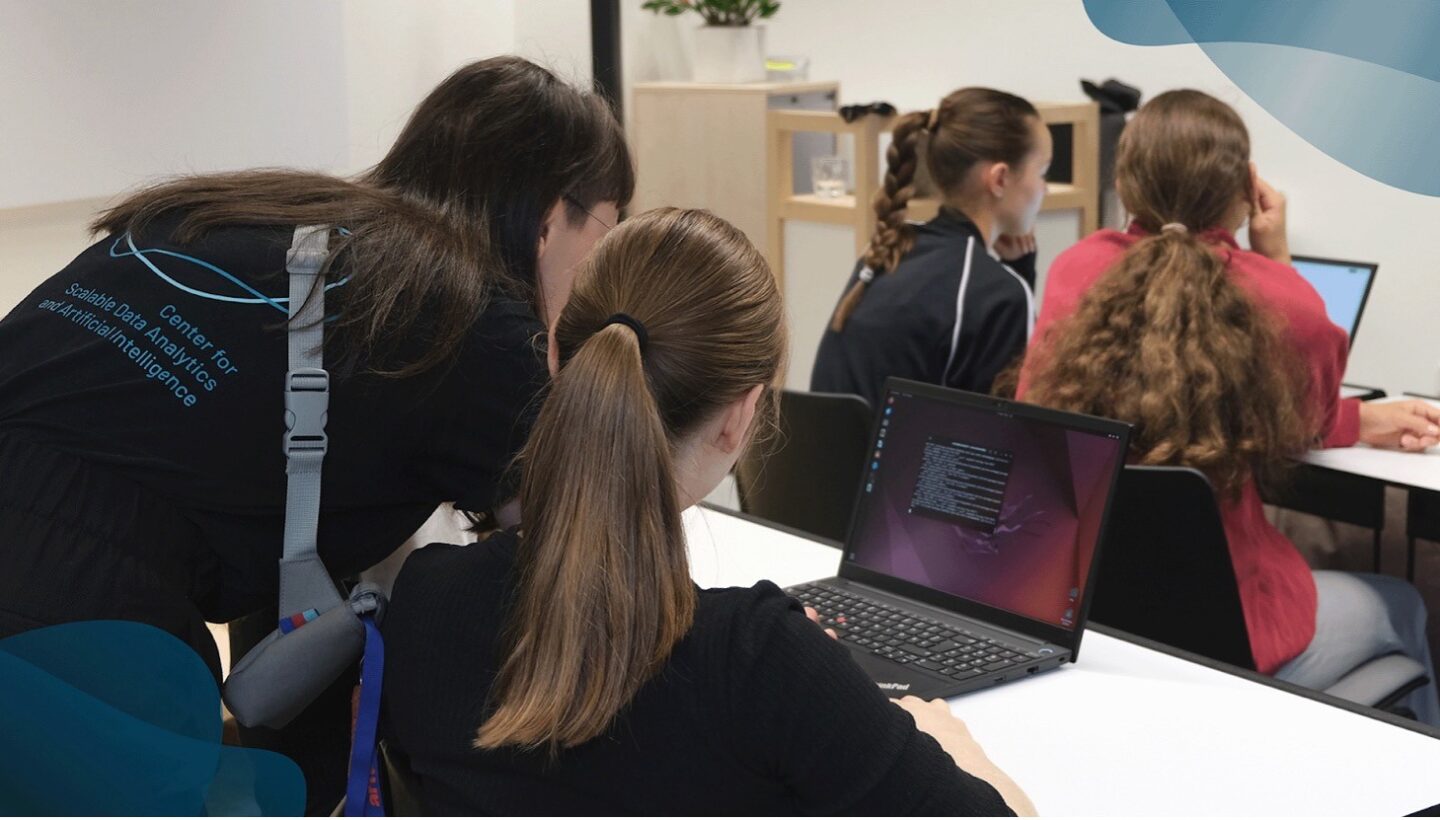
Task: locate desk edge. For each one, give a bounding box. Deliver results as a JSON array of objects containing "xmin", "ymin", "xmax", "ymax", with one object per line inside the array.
[{"xmin": 694, "ymin": 505, "xmax": 1440, "ymax": 742}]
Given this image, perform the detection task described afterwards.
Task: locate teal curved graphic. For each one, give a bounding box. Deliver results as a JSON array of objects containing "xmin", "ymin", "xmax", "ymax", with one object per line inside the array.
[
  {"xmin": 1084, "ymin": 0, "xmax": 1440, "ymax": 196},
  {"xmin": 0, "ymin": 621, "xmax": 304, "ymax": 815},
  {"xmin": 109, "ymin": 233, "xmax": 351, "ymax": 313}
]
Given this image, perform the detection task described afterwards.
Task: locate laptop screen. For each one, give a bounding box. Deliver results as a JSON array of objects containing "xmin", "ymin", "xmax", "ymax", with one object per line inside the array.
[
  {"xmin": 1291, "ymin": 256, "xmax": 1378, "ymax": 339},
  {"xmin": 845, "ymin": 384, "xmax": 1126, "ymax": 631}
]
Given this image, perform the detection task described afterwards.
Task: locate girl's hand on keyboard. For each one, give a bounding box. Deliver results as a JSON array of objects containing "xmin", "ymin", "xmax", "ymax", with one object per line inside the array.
[
  {"xmin": 893, "ymin": 696, "xmax": 1037, "ymax": 816},
  {"xmin": 803, "ymin": 606, "xmax": 839, "ymax": 640}
]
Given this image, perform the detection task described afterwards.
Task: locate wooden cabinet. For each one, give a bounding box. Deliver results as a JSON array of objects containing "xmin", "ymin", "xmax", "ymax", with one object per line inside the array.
[{"xmin": 630, "ymin": 81, "xmax": 840, "ymax": 260}]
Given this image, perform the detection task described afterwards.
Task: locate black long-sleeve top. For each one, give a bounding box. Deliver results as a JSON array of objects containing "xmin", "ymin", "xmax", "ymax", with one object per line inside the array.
[
  {"xmin": 381, "ymin": 530, "xmax": 1016, "ymax": 815},
  {"xmin": 0, "ymin": 214, "xmax": 546, "ymax": 622},
  {"xmin": 811, "ymin": 208, "xmax": 1036, "ymax": 407}
]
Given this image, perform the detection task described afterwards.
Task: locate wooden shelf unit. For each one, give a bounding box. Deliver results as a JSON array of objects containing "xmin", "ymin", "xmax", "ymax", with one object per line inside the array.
[{"xmin": 630, "ymin": 80, "xmax": 841, "ymax": 285}]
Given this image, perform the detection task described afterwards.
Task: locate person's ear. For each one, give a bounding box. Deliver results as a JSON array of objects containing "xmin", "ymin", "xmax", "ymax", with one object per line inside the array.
[
  {"xmin": 715, "ymin": 384, "xmax": 765, "ymax": 455},
  {"xmin": 988, "ymin": 162, "xmax": 1011, "ymax": 199},
  {"xmin": 536, "ymin": 199, "xmax": 565, "ymax": 263}
]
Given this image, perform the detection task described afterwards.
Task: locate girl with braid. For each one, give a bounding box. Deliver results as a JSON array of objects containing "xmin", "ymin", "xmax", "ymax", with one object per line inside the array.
[
  {"xmin": 811, "ymin": 88, "xmax": 1052, "ymax": 407},
  {"xmin": 1020, "ymin": 90, "xmax": 1439, "ymax": 723}
]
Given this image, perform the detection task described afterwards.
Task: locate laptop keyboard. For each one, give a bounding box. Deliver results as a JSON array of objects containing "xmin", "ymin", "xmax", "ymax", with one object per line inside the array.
[{"xmin": 786, "ymin": 583, "xmax": 1049, "ymax": 682}]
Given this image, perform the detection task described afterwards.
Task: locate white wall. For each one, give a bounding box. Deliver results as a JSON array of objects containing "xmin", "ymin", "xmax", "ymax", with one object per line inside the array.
[
  {"xmin": 343, "ymin": 0, "xmax": 517, "ymax": 174},
  {"xmin": 0, "ymin": 0, "xmax": 521, "ymax": 207},
  {"xmin": 513, "ymin": 0, "xmax": 592, "ymax": 89},
  {"xmin": 623, "ymin": 0, "xmax": 1440, "ymax": 395},
  {"xmin": 0, "ymin": 0, "xmax": 548, "ymax": 313},
  {"xmin": 0, "ymin": 0, "xmax": 350, "ymax": 210}
]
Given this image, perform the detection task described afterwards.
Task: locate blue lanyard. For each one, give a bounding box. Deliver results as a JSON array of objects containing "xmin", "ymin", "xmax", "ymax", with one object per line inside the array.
[{"xmin": 345, "ymin": 614, "xmax": 386, "ymax": 816}]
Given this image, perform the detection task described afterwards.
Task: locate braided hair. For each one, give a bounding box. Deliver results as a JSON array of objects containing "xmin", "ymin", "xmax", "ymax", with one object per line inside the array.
[{"xmin": 829, "ymin": 88, "xmax": 1039, "ymax": 332}]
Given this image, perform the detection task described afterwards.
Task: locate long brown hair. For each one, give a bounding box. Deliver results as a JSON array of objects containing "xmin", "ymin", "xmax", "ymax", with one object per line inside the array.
[
  {"xmin": 1024, "ymin": 90, "xmax": 1312, "ymax": 497},
  {"xmin": 830, "ymin": 87, "xmax": 1039, "ymax": 331},
  {"xmin": 92, "ymin": 56, "xmax": 634, "ymax": 377},
  {"xmin": 475, "ymin": 208, "xmax": 786, "ymax": 752}
]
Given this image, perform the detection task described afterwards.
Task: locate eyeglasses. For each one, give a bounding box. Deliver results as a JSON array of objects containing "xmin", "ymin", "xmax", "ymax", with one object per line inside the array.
[{"xmin": 564, "ymin": 195, "xmax": 615, "ymax": 232}]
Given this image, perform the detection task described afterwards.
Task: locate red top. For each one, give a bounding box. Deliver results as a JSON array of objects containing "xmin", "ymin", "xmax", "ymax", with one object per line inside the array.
[{"xmin": 1019, "ymin": 224, "xmax": 1361, "ymax": 674}]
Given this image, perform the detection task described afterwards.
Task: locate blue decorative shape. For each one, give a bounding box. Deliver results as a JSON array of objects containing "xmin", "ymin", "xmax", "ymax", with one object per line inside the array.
[
  {"xmin": 0, "ymin": 620, "xmax": 305, "ymax": 815},
  {"xmin": 1084, "ymin": 0, "xmax": 1440, "ymax": 196}
]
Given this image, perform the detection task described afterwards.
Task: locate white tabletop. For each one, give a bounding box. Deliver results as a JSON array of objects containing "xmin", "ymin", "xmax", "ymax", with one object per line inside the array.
[
  {"xmin": 1300, "ymin": 396, "xmax": 1440, "ymax": 493},
  {"xmin": 684, "ymin": 505, "xmax": 1440, "ymax": 816}
]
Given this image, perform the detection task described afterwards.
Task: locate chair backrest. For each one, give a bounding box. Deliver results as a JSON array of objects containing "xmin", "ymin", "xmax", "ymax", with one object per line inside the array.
[
  {"xmin": 1261, "ymin": 464, "xmax": 1385, "ymax": 530},
  {"xmin": 1411, "ymin": 488, "xmax": 1440, "ymax": 542},
  {"xmin": 379, "ymin": 740, "xmax": 424, "ymax": 816},
  {"xmin": 734, "ymin": 389, "xmax": 872, "ymax": 544},
  {"xmin": 1089, "ymin": 465, "xmax": 1257, "ymax": 670}
]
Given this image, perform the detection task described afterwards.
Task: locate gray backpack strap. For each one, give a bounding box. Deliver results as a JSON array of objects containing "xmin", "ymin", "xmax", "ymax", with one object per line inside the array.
[
  {"xmin": 278, "ymin": 224, "xmax": 342, "ymax": 624},
  {"xmin": 225, "ymin": 225, "xmax": 387, "ymax": 730}
]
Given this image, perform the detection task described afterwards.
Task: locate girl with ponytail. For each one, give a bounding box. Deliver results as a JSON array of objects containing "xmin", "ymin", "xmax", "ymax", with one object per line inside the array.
[
  {"xmin": 382, "ymin": 208, "xmax": 1034, "ymax": 815},
  {"xmin": 1020, "ymin": 90, "xmax": 1439, "ymax": 723},
  {"xmin": 811, "ymin": 88, "xmax": 1052, "ymax": 406}
]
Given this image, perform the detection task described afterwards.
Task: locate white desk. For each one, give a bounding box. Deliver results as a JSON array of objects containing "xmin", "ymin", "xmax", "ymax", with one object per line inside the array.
[
  {"xmin": 1301, "ymin": 396, "xmax": 1440, "ymax": 493},
  {"xmin": 685, "ymin": 505, "xmax": 1440, "ymax": 816}
]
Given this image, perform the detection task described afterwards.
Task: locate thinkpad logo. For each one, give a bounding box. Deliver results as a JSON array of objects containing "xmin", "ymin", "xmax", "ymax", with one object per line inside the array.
[{"xmin": 876, "ymin": 682, "xmax": 911, "ymax": 691}]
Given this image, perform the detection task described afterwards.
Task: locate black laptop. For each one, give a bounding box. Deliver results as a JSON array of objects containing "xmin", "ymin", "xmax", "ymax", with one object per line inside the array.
[{"xmin": 787, "ymin": 378, "xmax": 1131, "ymax": 698}]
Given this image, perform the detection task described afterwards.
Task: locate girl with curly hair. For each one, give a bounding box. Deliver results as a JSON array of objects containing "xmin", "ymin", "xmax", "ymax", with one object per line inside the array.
[{"xmin": 1020, "ymin": 89, "xmax": 1439, "ymax": 723}]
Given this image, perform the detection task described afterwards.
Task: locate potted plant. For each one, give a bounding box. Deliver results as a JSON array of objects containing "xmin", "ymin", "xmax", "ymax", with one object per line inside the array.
[{"xmin": 642, "ymin": 0, "xmax": 780, "ymax": 84}]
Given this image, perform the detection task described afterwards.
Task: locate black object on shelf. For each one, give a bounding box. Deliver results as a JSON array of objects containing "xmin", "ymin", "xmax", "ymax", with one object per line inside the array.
[
  {"xmin": 1344, "ymin": 383, "xmax": 1388, "ymax": 401},
  {"xmin": 1081, "ymin": 78, "xmax": 1142, "ymax": 229}
]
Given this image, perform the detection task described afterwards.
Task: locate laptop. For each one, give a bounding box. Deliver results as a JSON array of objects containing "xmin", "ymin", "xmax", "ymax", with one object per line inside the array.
[
  {"xmin": 786, "ymin": 378, "xmax": 1130, "ymax": 698},
  {"xmin": 1291, "ymin": 255, "xmax": 1378, "ymax": 342}
]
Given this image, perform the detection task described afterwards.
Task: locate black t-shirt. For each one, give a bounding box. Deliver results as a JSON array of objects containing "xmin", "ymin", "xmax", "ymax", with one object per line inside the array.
[
  {"xmin": 382, "ymin": 531, "xmax": 1015, "ymax": 816},
  {"xmin": 0, "ymin": 216, "xmax": 548, "ymax": 620},
  {"xmin": 811, "ymin": 209, "xmax": 1036, "ymax": 408}
]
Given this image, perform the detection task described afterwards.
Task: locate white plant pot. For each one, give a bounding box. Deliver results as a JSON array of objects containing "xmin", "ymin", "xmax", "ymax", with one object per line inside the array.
[{"xmin": 692, "ymin": 24, "xmax": 766, "ymax": 84}]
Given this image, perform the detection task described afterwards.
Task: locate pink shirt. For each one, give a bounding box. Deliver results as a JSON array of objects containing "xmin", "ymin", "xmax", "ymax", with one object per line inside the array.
[{"xmin": 1019, "ymin": 224, "xmax": 1361, "ymax": 674}]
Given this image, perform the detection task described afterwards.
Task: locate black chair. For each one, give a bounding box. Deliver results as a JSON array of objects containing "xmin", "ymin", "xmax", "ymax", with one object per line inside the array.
[
  {"xmin": 330, "ymin": 741, "xmax": 422, "ymax": 816},
  {"xmin": 1092, "ymin": 465, "xmax": 1429, "ymax": 712},
  {"xmin": 1409, "ymin": 488, "xmax": 1440, "ymax": 581},
  {"xmin": 1402, "ymin": 394, "xmax": 1440, "ymax": 580},
  {"xmin": 379, "ymin": 740, "xmax": 423, "ymax": 816},
  {"xmin": 734, "ymin": 389, "xmax": 872, "ymax": 544},
  {"xmin": 1091, "ymin": 465, "xmax": 1256, "ymax": 668},
  {"xmin": 1262, "ymin": 463, "xmax": 1387, "ymax": 571}
]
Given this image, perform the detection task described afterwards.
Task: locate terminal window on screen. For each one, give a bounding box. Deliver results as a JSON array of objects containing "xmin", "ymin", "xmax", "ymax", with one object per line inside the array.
[{"xmin": 909, "ymin": 437, "xmax": 1015, "ymax": 534}]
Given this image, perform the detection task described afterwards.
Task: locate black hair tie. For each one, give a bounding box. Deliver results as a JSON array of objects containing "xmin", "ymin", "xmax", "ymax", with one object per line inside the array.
[{"xmin": 603, "ymin": 313, "xmax": 648, "ymax": 354}]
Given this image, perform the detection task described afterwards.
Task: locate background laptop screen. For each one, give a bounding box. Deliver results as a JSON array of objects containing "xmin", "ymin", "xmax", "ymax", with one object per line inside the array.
[
  {"xmin": 847, "ymin": 388, "xmax": 1125, "ymax": 630},
  {"xmin": 1291, "ymin": 257, "xmax": 1377, "ymax": 338}
]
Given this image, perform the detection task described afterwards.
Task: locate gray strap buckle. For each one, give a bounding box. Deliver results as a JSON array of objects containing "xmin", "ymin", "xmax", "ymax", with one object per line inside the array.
[
  {"xmin": 285, "ymin": 236, "xmax": 328, "ymax": 276},
  {"xmin": 349, "ymin": 582, "xmax": 385, "ymax": 622},
  {"xmin": 283, "ymin": 367, "xmax": 330, "ymax": 457}
]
